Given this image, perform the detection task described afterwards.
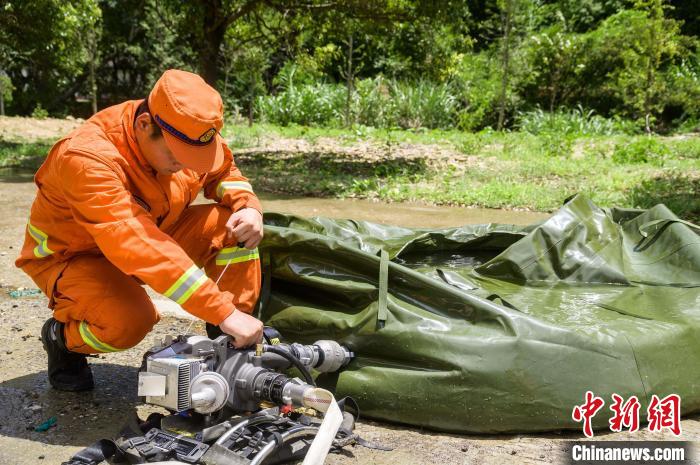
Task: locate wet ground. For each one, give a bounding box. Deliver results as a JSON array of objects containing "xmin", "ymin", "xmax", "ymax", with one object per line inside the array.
[
  {"xmin": 260, "ymin": 193, "xmax": 548, "ymax": 228},
  {"xmin": 1, "ymin": 176, "xmax": 699, "ymax": 465}
]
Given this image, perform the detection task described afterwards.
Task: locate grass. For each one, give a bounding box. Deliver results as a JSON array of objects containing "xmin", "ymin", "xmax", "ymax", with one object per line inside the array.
[
  {"xmin": 224, "ymin": 123, "xmax": 700, "ymax": 222},
  {"xmin": 0, "ymin": 140, "xmax": 52, "ymax": 169},
  {"xmin": 1, "ymin": 123, "xmax": 698, "ymax": 222}
]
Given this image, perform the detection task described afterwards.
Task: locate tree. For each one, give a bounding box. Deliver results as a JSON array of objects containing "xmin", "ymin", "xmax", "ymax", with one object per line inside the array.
[
  {"xmin": 494, "ymin": 0, "xmax": 540, "ymax": 129},
  {"xmin": 497, "ymin": 0, "xmax": 515, "ymax": 130},
  {"xmin": 522, "ymin": 25, "xmax": 587, "ymax": 112},
  {"xmin": 70, "ymin": 1, "xmax": 102, "ymax": 114},
  {"xmin": 637, "ymin": 0, "xmax": 675, "ymax": 132},
  {"xmin": 160, "ymin": 0, "xmax": 330, "ymax": 88},
  {"xmin": 0, "ymin": 71, "xmax": 13, "ymax": 116},
  {"xmin": 587, "ymin": 2, "xmax": 688, "ymax": 130},
  {"xmin": 0, "ymin": 0, "xmax": 101, "ymax": 115}
]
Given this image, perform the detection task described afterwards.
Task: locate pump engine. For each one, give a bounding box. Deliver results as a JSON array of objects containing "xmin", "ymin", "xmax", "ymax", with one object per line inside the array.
[{"xmin": 138, "ymin": 331, "xmax": 353, "ymax": 416}]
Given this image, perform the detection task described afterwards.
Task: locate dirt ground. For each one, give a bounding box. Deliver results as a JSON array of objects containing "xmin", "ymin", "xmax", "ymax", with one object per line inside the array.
[
  {"xmin": 1, "ymin": 117, "xmax": 699, "ymax": 465},
  {"xmin": 0, "ymin": 115, "xmax": 82, "ymax": 142}
]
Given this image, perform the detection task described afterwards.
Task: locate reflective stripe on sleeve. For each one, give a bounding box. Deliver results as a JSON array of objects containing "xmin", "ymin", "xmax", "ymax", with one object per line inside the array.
[
  {"xmin": 216, "ymin": 181, "xmax": 254, "ymax": 199},
  {"xmin": 216, "ymin": 247, "xmax": 260, "ymax": 266},
  {"xmin": 163, "ymin": 265, "xmax": 208, "ymax": 305},
  {"xmin": 27, "ymin": 222, "xmax": 54, "ymax": 258},
  {"xmin": 78, "ymin": 321, "xmax": 121, "ymax": 353}
]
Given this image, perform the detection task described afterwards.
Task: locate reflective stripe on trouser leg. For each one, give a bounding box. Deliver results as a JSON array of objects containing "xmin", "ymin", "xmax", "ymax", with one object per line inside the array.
[
  {"xmin": 49, "ymin": 255, "xmax": 160, "ymax": 355},
  {"xmin": 27, "ymin": 222, "xmax": 54, "ymax": 258},
  {"xmin": 163, "ymin": 265, "xmax": 208, "ymax": 305},
  {"xmin": 216, "ymin": 247, "xmax": 260, "ymax": 266},
  {"xmin": 78, "ymin": 321, "xmax": 122, "ymax": 353},
  {"xmin": 208, "ymin": 247, "xmax": 261, "ymax": 313},
  {"xmin": 162, "ymin": 204, "xmax": 261, "ymax": 313}
]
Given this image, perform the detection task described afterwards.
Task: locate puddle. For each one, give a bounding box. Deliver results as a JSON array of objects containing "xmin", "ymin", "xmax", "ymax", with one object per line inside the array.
[
  {"xmin": 258, "ymin": 193, "xmax": 548, "ymax": 228},
  {"xmin": 0, "ymin": 168, "xmax": 549, "ymax": 228}
]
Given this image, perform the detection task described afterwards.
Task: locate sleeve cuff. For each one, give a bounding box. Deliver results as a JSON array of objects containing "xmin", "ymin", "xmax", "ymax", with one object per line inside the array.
[{"xmin": 195, "ymin": 292, "xmax": 236, "ymax": 325}]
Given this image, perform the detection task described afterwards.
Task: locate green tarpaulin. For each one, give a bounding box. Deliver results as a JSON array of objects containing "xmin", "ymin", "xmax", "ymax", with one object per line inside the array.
[{"xmin": 258, "ymin": 195, "xmax": 700, "ymax": 433}]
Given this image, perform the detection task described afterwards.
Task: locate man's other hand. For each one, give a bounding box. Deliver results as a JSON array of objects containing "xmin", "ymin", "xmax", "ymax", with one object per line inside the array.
[
  {"xmin": 219, "ymin": 309, "xmax": 263, "ymax": 348},
  {"xmin": 226, "ymin": 208, "xmax": 263, "ymax": 249}
]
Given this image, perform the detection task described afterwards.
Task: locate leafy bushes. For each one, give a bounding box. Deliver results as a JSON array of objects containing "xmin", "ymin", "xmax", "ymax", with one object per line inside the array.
[
  {"xmin": 255, "ymin": 72, "xmax": 346, "ymax": 126},
  {"xmin": 257, "ymin": 77, "xmax": 461, "ymax": 130},
  {"xmin": 516, "ymin": 106, "xmax": 638, "ymax": 136},
  {"xmin": 452, "ymin": 53, "xmax": 504, "ymax": 130},
  {"xmin": 612, "ymin": 137, "xmax": 671, "ymax": 165}
]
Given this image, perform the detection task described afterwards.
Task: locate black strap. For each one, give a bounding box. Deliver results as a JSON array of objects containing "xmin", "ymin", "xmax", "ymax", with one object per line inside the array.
[
  {"xmin": 62, "ymin": 413, "xmax": 164, "ymax": 465},
  {"xmin": 332, "ymin": 431, "xmax": 394, "ymax": 451},
  {"xmin": 332, "ymin": 396, "xmax": 393, "ymax": 452},
  {"xmin": 486, "ymin": 293, "xmax": 519, "ymax": 311},
  {"xmin": 61, "ymin": 439, "xmax": 122, "ymax": 465},
  {"xmin": 123, "ymin": 436, "xmax": 162, "ymax": 460},
  {"xmin": 354, "ymin": 435, "xmax": 395, "ymax": 451},
  {"xmin": 336, "ymin": 396, "xmax": 360, "ymax": 420}
]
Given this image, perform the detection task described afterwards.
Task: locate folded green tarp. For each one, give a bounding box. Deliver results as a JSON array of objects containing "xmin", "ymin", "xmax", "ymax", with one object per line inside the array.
[{"xmin": 258, "ymin": 195, "xmax": 700, "ymax": 433}]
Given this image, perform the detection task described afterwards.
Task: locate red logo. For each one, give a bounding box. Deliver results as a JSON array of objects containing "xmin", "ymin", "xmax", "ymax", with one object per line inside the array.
[
  {"xmin": 572, "ymin": 392, "xmax": 682, "ymax": 437},
  {"xmin": 572, "ymin": 391, "xmax": 605, "ymax": 438},
  {"xmin": 609, "ymin": 394, "xmax": 640, "ymax": 432},
  {"xmin": 647, "ymin": 394, "xmax": 681, "ymax": 436}
]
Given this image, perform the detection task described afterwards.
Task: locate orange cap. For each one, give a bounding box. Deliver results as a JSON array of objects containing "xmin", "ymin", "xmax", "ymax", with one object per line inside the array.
[{"xmin": 148, "ymin": 69, "xmax": 224, "ymax": 173}]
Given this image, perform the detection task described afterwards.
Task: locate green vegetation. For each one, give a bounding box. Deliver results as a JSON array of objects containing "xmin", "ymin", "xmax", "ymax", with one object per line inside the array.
[
  {"xmin": 2, "ymin": 0, "xmax": 698, "ymax": 221},
  {"xmin": 256, "ymin": 77, "xmax": 461, "ymax": 130},
  {"xmin": 224, "ymin": 123, "xmax": 700, "ymax": 221},
  {"xmin": 0, "ymin": 140, "xmax": 52, "ymax": 169},
  {"xmin": 1, "ymin": 121, "xmax": 697, "ymax": 221},
  {"xmin": 2, "ymin": 0, "xmax": 700, "ymax": 133}
]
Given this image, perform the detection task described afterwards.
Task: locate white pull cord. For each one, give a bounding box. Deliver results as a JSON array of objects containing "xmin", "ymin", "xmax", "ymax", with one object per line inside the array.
[{"xmin": 182, "ymin": 261, "xmax": 232, "ymax": 334}]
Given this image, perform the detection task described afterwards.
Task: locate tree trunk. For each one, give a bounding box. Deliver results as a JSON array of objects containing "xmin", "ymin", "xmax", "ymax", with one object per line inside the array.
[
  {"xmin": 199, "ymin": 4, "xmax": 228, "ymax": 88},
  {"xmin": 223, "ymin": 53, "xmax": 230, "ymax": 100},
  {"xmin": 200, "ymin": 29, "xmax": 226, "ymax": 87},
  {"xmin": 0, "ymin": 68, "xmax": 4, "ymax": 116},
  {"xmin": 248, "ymin": 78, "xmax": 254, "ymax": 127},
  {"xmin": 345, "ymin": 34, "xmax": 354, "ymax": 128},
  {"xmin": 90, "ymin": 58, "xmax": 97, "ymax": 114},
  {"xmin": 497, "ymin": 0, "xmax": 513, "ymax": 131},
  {"xmin": 549, "ymin": 65, "xmax": 560, "ymax": 113},
  {"xmin": 644, "ymin": 25, "xmax": 656, "ymax": 134},
  {"xmin": 644, "ymin": 0, "xmax": 662, "ymax": 134}
]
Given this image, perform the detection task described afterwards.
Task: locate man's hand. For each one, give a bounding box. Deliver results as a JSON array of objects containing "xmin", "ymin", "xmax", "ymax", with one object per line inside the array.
[
  {"xmin": 226, "ymin": 208, "xmax": 263, "ymax": 249},
  {"xmin": 219, "ymin": 309, "xmax": 264, "ymax": 348}
]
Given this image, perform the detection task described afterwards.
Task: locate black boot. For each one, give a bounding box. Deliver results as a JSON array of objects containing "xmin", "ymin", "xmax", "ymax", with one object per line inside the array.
[{"xmin": 41, "ymin": 318, "xmax": 94, "ymax": 391}]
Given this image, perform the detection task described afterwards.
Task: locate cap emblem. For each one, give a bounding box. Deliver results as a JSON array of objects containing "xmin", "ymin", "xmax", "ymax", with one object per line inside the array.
[{"xmin": 199, "ymin": 128, "xmax": 216, "ymax": 143}]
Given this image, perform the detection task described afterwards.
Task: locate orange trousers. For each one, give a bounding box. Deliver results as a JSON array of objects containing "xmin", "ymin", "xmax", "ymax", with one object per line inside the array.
[{"xmin": 41, "ymin": 205, "xmax": 261, "ymax": 354}]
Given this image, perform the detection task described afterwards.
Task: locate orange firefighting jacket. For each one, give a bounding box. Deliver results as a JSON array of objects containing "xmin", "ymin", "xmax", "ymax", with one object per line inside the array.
[{"xmin": 15, "ymin": 100, "xmax": 262, "ymax": 325}]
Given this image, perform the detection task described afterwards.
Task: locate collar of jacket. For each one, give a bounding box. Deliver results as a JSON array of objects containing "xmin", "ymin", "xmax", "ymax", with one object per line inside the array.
[{"xmin": 121, "ymin": 99, "xmax": 157, "ymax": 175}]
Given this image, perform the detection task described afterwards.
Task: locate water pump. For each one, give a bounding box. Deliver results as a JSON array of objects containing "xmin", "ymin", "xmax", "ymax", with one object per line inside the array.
[{"xmin": 137, "ymin": 331, "xmax": 353, "ymax": 416}]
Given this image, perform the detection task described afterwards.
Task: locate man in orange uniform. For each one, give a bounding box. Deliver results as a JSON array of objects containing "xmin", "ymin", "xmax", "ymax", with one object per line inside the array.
[{"xmin": 15, "ymin": 69, "xmax": 264, "ymax": 391}]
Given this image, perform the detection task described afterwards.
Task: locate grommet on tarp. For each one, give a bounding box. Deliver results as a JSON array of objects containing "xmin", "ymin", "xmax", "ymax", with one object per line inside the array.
[{"xmin": 377, "ymin": 248, "xmax": 389, "ymax": 330}]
